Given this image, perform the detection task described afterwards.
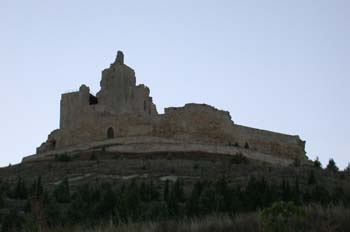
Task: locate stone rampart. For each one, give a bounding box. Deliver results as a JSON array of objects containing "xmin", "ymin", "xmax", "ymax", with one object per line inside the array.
[{"xmin": 33, "ymin": 51, "xmax": 307, "ymax": 163}]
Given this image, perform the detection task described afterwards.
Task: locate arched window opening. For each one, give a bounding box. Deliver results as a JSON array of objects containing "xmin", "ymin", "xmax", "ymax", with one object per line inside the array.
[{"xmin": 107, "ymin": 127, "xmax": 115, "ymax": 139}]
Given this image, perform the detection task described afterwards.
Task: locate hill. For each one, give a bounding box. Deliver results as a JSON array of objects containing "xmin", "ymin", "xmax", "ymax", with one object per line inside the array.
[{"xmin": 0, "ymin": 151, "xmax": 349, "ymax": 231}]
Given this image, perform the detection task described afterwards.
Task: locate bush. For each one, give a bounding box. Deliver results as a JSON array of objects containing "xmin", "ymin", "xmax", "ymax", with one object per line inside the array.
[
  {"xmin": 344, "ymin": 163, "xmax": 350, "ymax": 174},
  {"xmin": 54, "ymin": 154, "xmax": 72, "ymax": 162},
  {"xmin": 313, "ymin": 157, "xmax": 322, "ymax": 169},
  {"xmin": 244, "ymin": 142, "xmax": 250, "ymax": 149},
  {"xmin": 89, "ymin": 154, "xmax": 97, "ymax": 161},
  {"xmin": 326, "ymin": 158, "xmax": 339, "ymax": 173},
  {"xmin": 230, "ymin": 153, "xmax": 249, "ymax": 165},
  {"xmin": 307, "ymin": 170, "xmax": 317, "ymax": 185},
  {"xmin": 0, "ymin": 192, "xmax": 4, "ymax": 209},
  {"xmin": 261, "ymin": 201, "xmax": 305, "ymax": 232},
  {"xmin": 12, "ymin": 177, "xmax": 28, "ymax": 199},
  {"xmin": 193, "ymin": 163, "xmax": 200, "ymax": 170},
  {"xmin": 1, "ymin": 209, "xmax": 25, "ymax": 232},
  {"xmin": 53, "ymin": 178, "xmax": 70, "ymax": 203},
  {"xmin": 292, "ymin": 158, "xmax": 301, "ymax": 167}
]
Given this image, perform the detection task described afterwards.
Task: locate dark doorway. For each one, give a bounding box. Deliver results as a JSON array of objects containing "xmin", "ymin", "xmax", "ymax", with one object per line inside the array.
[{"xmin": 107, "ymin": 127, "xmax": 114, "ymax": 139}]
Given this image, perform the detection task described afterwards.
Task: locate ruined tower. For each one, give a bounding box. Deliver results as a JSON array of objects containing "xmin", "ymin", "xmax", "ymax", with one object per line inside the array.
[{"xmin": 28, "ymin": 51, "xmax": 306, "ymax": 166}]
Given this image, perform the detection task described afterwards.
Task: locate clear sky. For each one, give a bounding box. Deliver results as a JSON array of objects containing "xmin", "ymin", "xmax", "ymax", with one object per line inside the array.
[{"xmin": 0, "ymin": 0, "xmax": 349, "ymax": 168}]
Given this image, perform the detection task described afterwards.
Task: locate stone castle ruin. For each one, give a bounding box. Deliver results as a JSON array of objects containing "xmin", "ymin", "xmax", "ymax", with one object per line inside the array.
[{"xmin": 23, "ymin": 51, "xmax": 306, "ymax": 165}]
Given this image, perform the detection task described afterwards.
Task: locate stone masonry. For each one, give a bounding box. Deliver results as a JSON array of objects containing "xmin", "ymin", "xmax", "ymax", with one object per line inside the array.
[{"xmin": 27, "ymin": 51, "xmax": 306, "ymax": 164}]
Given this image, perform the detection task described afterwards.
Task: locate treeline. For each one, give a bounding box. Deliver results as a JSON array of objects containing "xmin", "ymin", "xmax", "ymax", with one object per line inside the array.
[{"xmin": 0, "ymin": 171, "xmax": 350, "ymax": 231}]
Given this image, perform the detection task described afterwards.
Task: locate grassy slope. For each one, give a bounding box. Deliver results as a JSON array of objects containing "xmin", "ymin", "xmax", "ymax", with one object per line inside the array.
[
  {"xmin": 0, "ymin": 151, "xmax": 348, "ymax": 192},
  {"xmin": 48, "ymin": 205, "xmax": 350, "ymax": 232}
]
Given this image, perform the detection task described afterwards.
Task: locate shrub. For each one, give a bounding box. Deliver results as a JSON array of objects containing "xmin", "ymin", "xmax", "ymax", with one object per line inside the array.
[
  {"xmin": 313, "ymin": 157, "xmax": 322, "ymax": 169},
  {"xmin": 12, "ymin": 177, "xmax": 28, "ymax": 199},
  {"xmin": 29, "ymin": 176, "xmax": 44, "ymax": 198},
  {"xmin": 230, "ymin": 153, "xmax": 249, "ymax": 165},
  {"xmin": 307, "ymin": 170, "xmax": 317, "ymax": 185},
  {"xmin": 89, "ymin": 154, "xmax": 97, "ymax": 161},
  {"xmin": 261, "ymin": 201, "xmax": 305, "ymax": 232},
  {"xmin": 292, "ymin": 158, "xmax": 301, "ymax": 167},
  {"xmin": 244, "ymin": 142, "xmax": 250, "ymax": 149},
  {"xmin": 326, "ymin": 158, "xmax": 339, "ymax": 173},
  {"xmin": 54, "ymin": 154, "xmax": 71, "ymax": 162},
  {"xmin": 193, "ymin": 163, "xmax": 200, "ymax": 170},
  {"xmin": 344, "ymin": 163, "xmax": 350, "ymax": 174},
  {"xmin": 0, "ymin": 192, "xmax": 4, "ymax": 209},
  {"xmin": 1, "ymin": 209, "xmax": 25, "ymax": 232},
  {"xmin": 53, "ymin": 178, "xmax": 70, "ymax": 203}
]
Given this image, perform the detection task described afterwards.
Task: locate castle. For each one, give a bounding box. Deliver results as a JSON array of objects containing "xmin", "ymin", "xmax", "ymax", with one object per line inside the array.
[{"xmin": 23, "ymin": 51, "xmax": 306, "ymax": 165}]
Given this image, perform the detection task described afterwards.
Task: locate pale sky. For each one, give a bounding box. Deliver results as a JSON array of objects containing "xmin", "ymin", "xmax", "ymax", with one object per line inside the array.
[{"xmin": 0, "ymin": 0, "xmax": 349, "ymax": 168}]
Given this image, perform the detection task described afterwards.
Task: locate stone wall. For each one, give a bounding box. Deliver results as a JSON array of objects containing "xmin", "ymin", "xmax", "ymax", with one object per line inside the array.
[
  {"xmin": 154, "ymin": 104, "xmax": 234, "ymax": 144},
  {"xmin": 35, "ymin": 51, "xmax": 306, "ymax": 162},
  {"xmin": 38, "ymin": 102, "xmax": 305, "ymax": 161},
  {"xmin": 153, "ymin": 103, "xmax": 305, "ymax": 160}
]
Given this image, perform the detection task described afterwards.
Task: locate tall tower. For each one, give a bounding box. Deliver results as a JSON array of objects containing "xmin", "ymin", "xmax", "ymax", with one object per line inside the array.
[{"xmin": 96, "ymin": 51, "xmax": 157, "ymax": 116}]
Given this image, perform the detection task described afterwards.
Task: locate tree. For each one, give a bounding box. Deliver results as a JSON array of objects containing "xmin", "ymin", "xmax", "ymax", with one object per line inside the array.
[
  {"xmin": 281, "ymin": 178, "xmax": 292, "ymax": 202},
  {"xmin": 171, "ymin": 179, "xmax": 185, "ymax": 203},
  {"xmin": 307, "ymin": 170, "xmax": 317, "ymax": 185},
  {"xmin": 185, "ymin": 181, "xmax": 203, "ymax": 217},
  {"xmin": 244, "ymin": 177, "xmax": 274, "ymax": 210},
  {"xmin": 163, "ymin": 180, "xmax": 169, "ymax": 202},
  {"xmin": 292, "ymin": 158, "xmax": 301, "ymax": 167},
  {"xmin": 198, "ymin": 184, "xmax": 218, "ymax": 214},
  {"xmin": 310, "ymin": 185, "xmax": 330, "ymax": 205},
  {"xmin": 30, "ymin": 176, "xmax": 44, "ymax": 198},
  {"xmin": 230, "ymin": 153, "xmax": 249, "ymax": 165},
  {"xmin": 167, "ymin": 179, "xmax": 185, "ymax": 217},
  {"xmin": 53, "ymin": 178, "xmax": 70, "ymax": 203},
  {"xmin": 326, "ymin": 158, "xmax": 339, "ymax": 172},
  {"xmin": 292, "ymin": 177, "xmax": 301, "ymax": 204},
  {"xmin": 215, "ymin": 177, "xmax": 231, "ymax": 212},
  {"xmin": 313, "ymin": 157, "xmax": 322, "ymax": 169},
  {"xmin": 344, "ymin": 163, "xmax": 350, "ymax": 174},
  {"xmin": 13, "ymin": 177, "xmax": 28, "ymax": 199},
  {"xmin": 44, "ymin": 198, "xmax": 63, "ymax": 227},
  {"xmin": 261, "ymin": 201, "xmax": 304, "ymax": 232},
  {"xmin": 54, "ymin": 154, "xmax": 71, "ymax": 162},
  {"xmin": 0, "ymin": 191, "xmax": 4, "ymax": 209},
  {"xmin": 140, "ymin": 181, "xmax": 159, "ymax": 202}
]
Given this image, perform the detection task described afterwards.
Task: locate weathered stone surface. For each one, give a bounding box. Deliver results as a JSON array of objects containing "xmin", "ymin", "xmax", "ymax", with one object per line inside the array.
[{"xmin": 32, "ymin": 51, "xmax": 307, "ymax": 164}]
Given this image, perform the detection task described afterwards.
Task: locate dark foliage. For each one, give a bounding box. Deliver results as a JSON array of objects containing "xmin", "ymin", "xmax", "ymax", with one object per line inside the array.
[
  {"xmin": 12, "ymin": 177, "xmax": 28, "ymax": 199},
  {"xmin": 0, "ymin": 172, "xmax": 350, "ymax": 230},
  {"xmin": 244, "ymin": 142, "xmax": 250, "ymax": 149},
  {"xmin": 326, "ymin": 158, "xmax": 339, "ymax": 172},
  {"xmin": 230, "ymin": 153, "xmax": 249, "ymax": 165},
  {"xmin": 313, "ymin": 157, "xmax": 322, "ymax": 169},
  {"xmin": 307, "ymin": 170, "xmax": 317, "ymax": 185},
  {"xmin": 53, "ymin": 178, "xmax": 70, "ymax": 203},
  {"xmin": 54, "ymin": 154, "xmax": 72, "ymax": 162}
]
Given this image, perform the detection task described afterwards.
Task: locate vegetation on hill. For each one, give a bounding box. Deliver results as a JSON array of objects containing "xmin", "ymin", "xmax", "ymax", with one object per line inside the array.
[
  {"xmin": 0, "ymin": 173, "xmax": 349, "ymax": 230},
  {"xmin": 0, "ymin": 155, "xmax": 349, "ymax": 231}
]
